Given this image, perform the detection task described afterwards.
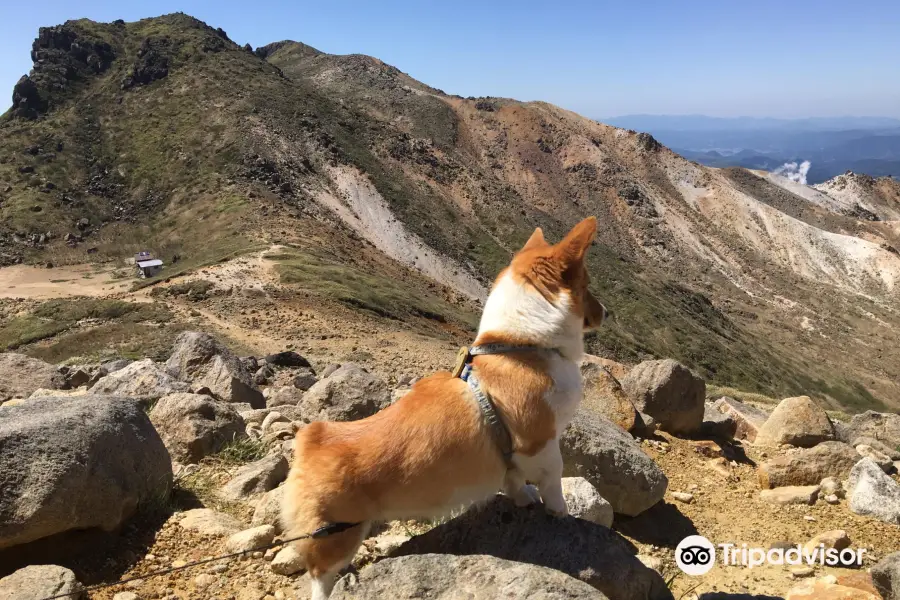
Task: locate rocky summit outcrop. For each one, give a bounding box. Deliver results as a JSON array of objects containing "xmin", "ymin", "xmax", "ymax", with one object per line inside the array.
[
  {"xmin": 0, "ymin": 395, "xmax": 173, "ymax": 551},
  {"xmin": 621, "ymin": 359, "xmax": 705, "ymax": 435},
  {"xmin": 0, "ymin": 564, "xmax": 84, "ymax": 600},
  {"xmin": 873, "ymin": 551, "xmax": 900, "ymax": 600},
  {"xmin": 0, "ymin": 353, "xmax": 64, "ymax": 402},
  {"xmin": 580, "ymin": 363, "xmax": 638, "ymax": 431},
  {"xmin": 165, "ymin": 331, "xmax": 264, "ymax": 408},
  {"xmin": 758, "ymin": 442, "xmax": 859, "ymax": 489},
  {"xmin": 10, "ymin": 24, "xmax": 115, "ymax": 119},
  {"xmin": 149, "ymin": 392, "xmax": 246, "ymax": 463},
  {"xmin": 755, "ymin": 396, "xmax": 835, "ymax": 447},
  {"xmin": 392, "ymin": 496, "xmax": 672, "ymax": 600},
  {"xmin": 848, "ymin": 457, "xmax": 900, "ymax": 525},
  {"xmin": 90, "ymin": 358, "xmax": 190, "ymax": 402},
  {"xmin": 562, "ymin": 409, "xmax": 667, "ymax": 516},
  {"xmin": 300, "ymin": 363, "xmax": 391, "ymax": 422},
  {"xmin": 332, "ymin": 554, "xmax": 609, "ymax": 599}
]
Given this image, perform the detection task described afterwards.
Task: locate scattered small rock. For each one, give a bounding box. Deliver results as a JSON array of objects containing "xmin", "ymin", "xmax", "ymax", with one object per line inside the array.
[
  {"xmin": 219, "ymin": 454, "xmax": 289, "ymax": 501},
  {"xmin": 560, "ymin": 476, "xmax": 614, "ymax": 527},
  {"xmin": 226, "ymin": 525, "xmax": 276, "ymax": 553},
  {"xmin": 178, "ymin": 508, "xmax": 245, "ymax": 537},
  {"xmin": 760, "ymin": 485, "xmax": 820, "ymax": 505},
  {"xmin": 856, "ymin": 443, "xmax": 894, "ymax": 472},
  {"xmin": 671, "ymin": 491, "xmax": 694, "ymax": 504},
  {"xmin": 0, "ymin": 565, "xmax": 85, "ymax": 600},
  {"xmin": 270, "ymin": 545, "xmax": 305, "ymax": 576}
]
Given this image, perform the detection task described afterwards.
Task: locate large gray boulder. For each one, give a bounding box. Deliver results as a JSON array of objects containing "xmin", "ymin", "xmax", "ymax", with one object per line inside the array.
[
  {"xmin": 90, "ymin": 359, "xmax": 189, "ymax": 402},
  {"xmin": 0, "ymin": 565, "xmax": 84, "ymax": 600},
  {"xmin": 149, "ymin": 393, "xmax": 246, "ymax": 463},
  {"xmin": 848, "ymin": 457, "xmax": 900, "ymax": 525},
  {"xmin": 580, "ymin": 363, "xmax": 638, "ymax": 432},
  {"xmin": 621, "ymin": 359, "xmax": 705, "ymax": 435},
  {"xmin": 873, "ymin": 551, "xmax": 900, "ymax": 600},
  {"xmin": 165, "ymin": 331, "xmax": 264, "ymax": 408},
  {"xmin": 0, "ymin": 396, "xmax": 173, "ymax": 550},
  {"xmin": 758, "ymin": 442, "xmax": 859, "ymax": 489},
  {"xmin": 392, "ymin": 496, "xmax": 672, "ymax": 600},
  {"xmin": 0, "ymin": 353, "xmax": 64, "ymax": 402},
  {"xmin": 845, "ymin": 411, "xmax": 900, "ymax": 451},
  {"xmin": 332, "ymin": 554, "xmax": 608, "ymax": 599},
  {"xmin": 561, "ymin": 408, "xmax": 667, "ymax": 516},
  {"xmin": 755, "ymin": 396, "xmax": 835, "ymax": 447},
  {"xmin": 300, "ymin": 363, "xmax": 390, "ymax": 422}
]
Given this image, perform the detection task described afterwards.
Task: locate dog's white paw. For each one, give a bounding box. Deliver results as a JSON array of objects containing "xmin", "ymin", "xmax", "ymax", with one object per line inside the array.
[
  {"xmin": 541, "ymin": 491, "xmax": 569, "ymax": 518},
  {"xmin": 511, "ymin": 483, "xmax": 541, "ymax": 507}
]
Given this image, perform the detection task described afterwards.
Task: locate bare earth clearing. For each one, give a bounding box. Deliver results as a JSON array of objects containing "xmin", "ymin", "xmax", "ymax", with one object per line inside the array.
[{"xmin": 0, "ymin": 264, "xmax": 131, "ymax": 299}]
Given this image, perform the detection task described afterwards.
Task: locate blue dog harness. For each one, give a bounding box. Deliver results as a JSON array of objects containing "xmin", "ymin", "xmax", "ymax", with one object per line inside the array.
[{"xmin": 453, "ymin": 343, "xmax": 556, "ymax": 469}]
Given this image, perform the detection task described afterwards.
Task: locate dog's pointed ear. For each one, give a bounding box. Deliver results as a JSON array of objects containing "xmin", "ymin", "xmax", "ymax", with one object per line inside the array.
[
  {"xmin": 521, "ymin": 227, "xmax": 547, "ymax": 252},
  {"xmin": 556, "ymin": 217, "xmax": 597, "ymax": 263}
]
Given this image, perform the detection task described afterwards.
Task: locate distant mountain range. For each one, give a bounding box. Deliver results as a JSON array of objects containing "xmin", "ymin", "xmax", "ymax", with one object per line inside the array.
[{"xmin": 604, "ymin": 115, "xmax": 900, "ymax": 184}]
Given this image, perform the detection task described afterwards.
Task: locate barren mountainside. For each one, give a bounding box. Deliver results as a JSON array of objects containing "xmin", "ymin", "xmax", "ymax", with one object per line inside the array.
[{"xmin": 2, "ymin": 13, "xmax": 899, "ymax": 412}]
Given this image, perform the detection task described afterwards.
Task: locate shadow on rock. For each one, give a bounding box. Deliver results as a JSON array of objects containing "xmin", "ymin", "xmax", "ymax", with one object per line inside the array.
[
  {"xmin": 613, "ymin": 502, "xmax": 699, "ymax": 549},
  {"xmin": 0, "ymin": 486, "xmax": 201, "ymax": 583},
  {"xmin": 0, "ymin": 509, "xmax": 169, "ymax": 583},
  {"xmin": 391, "ymin": 496, "xmax": 673, "ymax": 600}
]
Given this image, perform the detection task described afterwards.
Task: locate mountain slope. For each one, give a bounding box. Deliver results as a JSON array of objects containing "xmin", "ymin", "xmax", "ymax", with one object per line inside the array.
[{"xmin": 2, "ymin": 15, "xmax": 899, "ymax": 411}]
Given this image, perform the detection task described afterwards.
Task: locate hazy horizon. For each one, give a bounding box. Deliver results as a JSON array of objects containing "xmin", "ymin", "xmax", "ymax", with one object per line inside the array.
[{"xmin": 3, "ymin": 0, "xmax": 900, "ymax": 119}]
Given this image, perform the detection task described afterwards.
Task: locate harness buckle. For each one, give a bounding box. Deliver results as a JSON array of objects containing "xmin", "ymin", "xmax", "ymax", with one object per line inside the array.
[{"xmin": 451, "ymin": 345, "xmax": 471, "ymax": 378}]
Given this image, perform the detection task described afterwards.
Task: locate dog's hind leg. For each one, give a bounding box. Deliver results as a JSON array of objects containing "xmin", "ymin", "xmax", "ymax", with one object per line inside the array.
[{"xmin": 305, "ymin": 521, "xmax": 371, "ymax": 600}]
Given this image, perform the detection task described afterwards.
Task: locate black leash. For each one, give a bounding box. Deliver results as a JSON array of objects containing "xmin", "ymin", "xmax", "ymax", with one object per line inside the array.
[{"xmin": 38, "ymin": 521, "xmax": 360, "ymax": 600}]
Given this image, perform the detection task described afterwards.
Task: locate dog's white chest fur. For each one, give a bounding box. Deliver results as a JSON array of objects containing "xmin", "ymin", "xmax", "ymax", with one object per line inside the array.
[{"xmin": 544, "ymin": 354, "xmax": 582, "ymax": 430}]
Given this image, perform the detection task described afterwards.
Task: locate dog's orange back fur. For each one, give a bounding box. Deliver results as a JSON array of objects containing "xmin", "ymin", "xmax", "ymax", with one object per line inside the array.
[{"xmin": 282, "ymin": 217, "xmax": 606, "ymax": 599}]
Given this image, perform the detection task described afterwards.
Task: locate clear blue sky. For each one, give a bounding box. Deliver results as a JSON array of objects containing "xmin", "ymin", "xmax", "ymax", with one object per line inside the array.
[{"xmin": 2, "ymin": 0, "xmax": 900, "ymax": 119}]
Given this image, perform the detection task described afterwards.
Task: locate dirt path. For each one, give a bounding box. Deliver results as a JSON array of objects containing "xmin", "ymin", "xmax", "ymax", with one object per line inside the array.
[{"xmin": 0, "ymin": 264, "xmax": 131, "ymax": 299}]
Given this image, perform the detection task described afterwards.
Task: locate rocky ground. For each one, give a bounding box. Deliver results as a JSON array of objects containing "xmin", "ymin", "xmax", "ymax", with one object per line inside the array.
[{"xmin": 1, "ymin": 328, "xmax": 900, "ymax": 600}]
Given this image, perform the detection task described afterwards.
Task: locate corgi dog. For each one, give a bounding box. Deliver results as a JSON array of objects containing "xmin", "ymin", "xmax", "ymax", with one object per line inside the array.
[{"xmin": 281, "ymin": 217, "xmax": 607, "ymax": 599}]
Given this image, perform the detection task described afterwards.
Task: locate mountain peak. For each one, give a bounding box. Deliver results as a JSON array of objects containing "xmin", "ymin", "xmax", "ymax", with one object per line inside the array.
[{"xmin": 254, "ymin": 40, "xmax": 322, "ymax": 61}]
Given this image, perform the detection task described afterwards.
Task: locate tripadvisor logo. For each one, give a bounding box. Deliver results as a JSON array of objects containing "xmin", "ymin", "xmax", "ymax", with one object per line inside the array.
[
  {"xmin": 676, "ymin": 536, "xmax": 716, "ymax": 575},
  {"xmin": 675, "ymin": 536, "xmax": 867, "ymax": 576}
]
